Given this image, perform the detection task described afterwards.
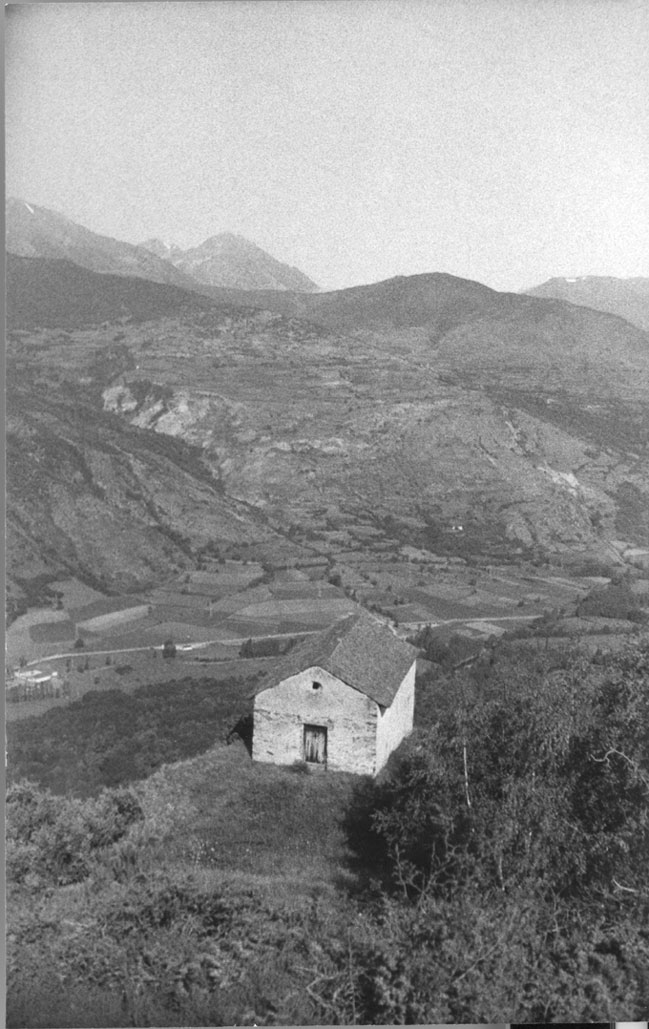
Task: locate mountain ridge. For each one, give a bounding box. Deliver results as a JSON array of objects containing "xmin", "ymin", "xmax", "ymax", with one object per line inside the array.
[
  {"xmin": 8, "ymin": 255, "xmax": 648, "ymax": 391},
  {"xmin": 6, "ymin": 254, "xmax": 220, "ymax": 331},
  {"xmin": 6, "ymin": 221, "xmax": 649, "ymax": 611},
  {"xmin": 523, "ymin": 274, "xmax": 649, "ymax": 332},
  {"xmin": 139, "ymin": 231, "xmax": 320, "ymax": 292},
  {"xmin": 7, "ymin": 253, "xmax": 649, "ymax": 609},
  {"xmin": 6, "ymin": 198, "xmax": 202, "ymax": 292},
  {"xmin": 6, "ymin": 199, "xmax": 319, "ymax": 297}
]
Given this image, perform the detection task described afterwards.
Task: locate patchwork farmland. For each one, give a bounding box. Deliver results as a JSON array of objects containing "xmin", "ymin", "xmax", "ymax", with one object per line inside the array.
[{"xmin": 7, "ymin": 547, "xmax": 648, "ymax": 724}]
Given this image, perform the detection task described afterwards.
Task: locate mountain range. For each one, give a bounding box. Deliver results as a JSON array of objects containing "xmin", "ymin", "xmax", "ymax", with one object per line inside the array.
[
  {"xmin": 6, "ymin": 203, "xmax": 649, "ymax": 614},
  {"xmin": 139, "ymin": 233, "xmax": 319, "ymax": 292},
  {"xmin": 523, "ymin": 275, "xmax": 649, "ymax": 333},
  {"xmin": 6, "ymin": 198, "xmax": 319, "ymax": 294},
  {"xmin": 6, "ymin": 198, "xmax": 200, "ymax": 292}
]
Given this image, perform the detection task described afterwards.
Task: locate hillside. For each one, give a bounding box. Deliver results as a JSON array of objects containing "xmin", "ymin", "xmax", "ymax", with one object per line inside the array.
[
  {"xmin": 7, "ymin": 256, "xmax": 649, "ymax": 622},
  {"xmin": 6, "ymin": 198, "xmax": 202, "ymax": 291},
  {"xmin": 6, "ymin": 253, "xmax": 649, "ymax": 1029},
  {"xmin": 197, "ymin": 270, "xmax": 649, "ymax": 395},
  {"xmin": 6, "ymin": 638, "xmax": 649, "ymax": 1025},
  {"xmin": 523, "ymin": 275, "xmax": 649, "ymax": 333},
  {"xmin": 5, "ymin": 339, "xmax": 280, "ymax": 618},
  {"xmin": 140, "ymin": 231, "xmax": 320, "ymax": 292},
  {"xmin": 6, "ymin": 254, "xmax": 221, "ymax": 331},
  {"xmin": 261, "ymin": 272, "xmax": 649, "ymax": 391}
]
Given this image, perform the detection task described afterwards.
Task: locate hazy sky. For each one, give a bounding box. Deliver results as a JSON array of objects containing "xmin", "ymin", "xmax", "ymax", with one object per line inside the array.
[{"xmin": 6, "ymin": 0, "xmax": 649, "ymax": 291}]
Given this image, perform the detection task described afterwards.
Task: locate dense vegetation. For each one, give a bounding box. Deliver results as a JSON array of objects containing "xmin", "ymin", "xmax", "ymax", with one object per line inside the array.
[
  {"xmin": 6, "ymin": 639, "xmax": 649, "ymax": 1026},
  {"xmin": 577, "ymin": 578, "xmax": 649, "ymax": 621},
  {"xmin": 6, "ymin": 674, "xmax": 260, "ymax": 797}
]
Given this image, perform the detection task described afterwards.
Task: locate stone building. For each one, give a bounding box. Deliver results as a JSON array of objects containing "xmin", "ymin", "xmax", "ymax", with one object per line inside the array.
[{"xmin": 252, "ymin": 612, "xmax": 417, "ymax": 775}]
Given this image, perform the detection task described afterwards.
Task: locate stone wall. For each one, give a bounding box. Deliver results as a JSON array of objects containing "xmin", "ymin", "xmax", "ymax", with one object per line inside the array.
[
  {"xmin": 253, "ymin": 665, "xmax": 378, "ymax": 775},
  {"xmin": 375, "ymin": 660, "xmax": 416, "ymax": 773}
]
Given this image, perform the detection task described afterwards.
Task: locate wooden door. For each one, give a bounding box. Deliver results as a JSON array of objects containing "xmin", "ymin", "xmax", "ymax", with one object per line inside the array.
[{"xmin": 303, "ymin": 724, "xmax": 327, "ymax": 764}]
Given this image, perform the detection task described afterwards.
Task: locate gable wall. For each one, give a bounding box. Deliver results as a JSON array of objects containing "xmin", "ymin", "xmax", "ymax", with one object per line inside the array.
[
  {"xmin": 253, "ymin": 665, "xmax": 378, "ymax": 775},
  {"xmin": 375, "ymin": 659, "xmax": 416, "ymax": 773}
]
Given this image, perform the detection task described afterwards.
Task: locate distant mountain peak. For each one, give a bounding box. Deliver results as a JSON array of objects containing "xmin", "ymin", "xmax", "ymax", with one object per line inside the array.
[
  {"xmin": 141, "ymin": 230, "xmax": 320, "ymax": 292},
  {"xmin": 191, "ymin": 232, "xmax": 250, "ymax": 252},
  {"xmin": 6, "ymin": 200, "xmax": 202, "ymax": 292},
  {"xmin": 209, "ymin": 231, "xmax": 244, "ymax": 243},
  {"xmin": 523, "ymin": 274, "xmax": 649, "ymax": 332},
  {"xmin": 139, "ymin": 238, "xmax": 183, "ymax": 260}
]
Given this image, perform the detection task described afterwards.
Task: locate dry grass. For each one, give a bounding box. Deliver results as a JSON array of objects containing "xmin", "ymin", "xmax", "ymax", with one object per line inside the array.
[{"xmin": 138, "ymin": 742, "xmax": 363, "ymax": 895}]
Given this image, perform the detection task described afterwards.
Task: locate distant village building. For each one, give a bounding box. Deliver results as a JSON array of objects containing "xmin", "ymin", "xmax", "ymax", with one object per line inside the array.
[
  {"xmin": 7, "ymin": 668, "xmax": 62, "ymax": 701},
  {"xmin": 251, "ymin": 612, "xmax": 417, "ymax": 776}
]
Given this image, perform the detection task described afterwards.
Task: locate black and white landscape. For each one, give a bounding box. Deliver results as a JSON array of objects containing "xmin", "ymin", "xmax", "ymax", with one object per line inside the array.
[{"xmin": 5, "ymin": 3, "xmax": 649, "ymax": 1027}]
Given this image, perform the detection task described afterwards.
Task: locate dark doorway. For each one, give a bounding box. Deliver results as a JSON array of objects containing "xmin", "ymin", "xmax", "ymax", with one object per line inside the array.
[{"xmin": 303, "ymin": 724, "xmax": 327, "ymax": 765}]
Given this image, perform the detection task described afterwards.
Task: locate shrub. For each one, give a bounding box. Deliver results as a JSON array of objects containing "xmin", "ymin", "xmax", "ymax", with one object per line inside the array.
[
  {"xmin": 578, "ymin": 580, "xmax": 647, "ymax": 621},
  {"xmin": 162, "ymin": 638, "xmax": 176, "ymax": 659},
  {"xmin": 371, "ymin": 645, "xmax": 649, "ymax": 901},
  {"xmin": 7, "ymin": 674, "xmax": 250, "ymax": 795},
  {"xmin": 6, "ymin": 781, "xmax": 144, "ymax": 886}
]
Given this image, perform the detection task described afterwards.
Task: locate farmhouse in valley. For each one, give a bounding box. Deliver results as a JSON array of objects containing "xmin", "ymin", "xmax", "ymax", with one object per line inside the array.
[{"xmin": 251, "ymin": 612, "xmax": 417, "ymax": 776}]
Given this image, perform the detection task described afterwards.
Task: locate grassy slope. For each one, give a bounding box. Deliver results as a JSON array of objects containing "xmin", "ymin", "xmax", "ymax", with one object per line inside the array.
[
  {"xmin": 7, "ymin": 638, "xmax": 649, "ymax": 1027},
  {"xmin": 138, "ymin": 742, "xmax": 364, "ymax": 895}
]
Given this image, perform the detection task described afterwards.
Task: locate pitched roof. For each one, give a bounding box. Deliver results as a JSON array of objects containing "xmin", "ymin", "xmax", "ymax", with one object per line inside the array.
[{"xmin": 252, "ymin": 611, "xmax": 417, "ymax": 707}]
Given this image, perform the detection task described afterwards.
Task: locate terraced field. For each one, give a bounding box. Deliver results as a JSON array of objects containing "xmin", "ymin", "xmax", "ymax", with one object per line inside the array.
[{"xmin": 11, "ymin": 544, "xmax": 647, "ymax": 738}]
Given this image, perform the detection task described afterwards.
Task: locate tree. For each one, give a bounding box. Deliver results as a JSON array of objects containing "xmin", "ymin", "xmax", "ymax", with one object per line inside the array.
[
  {"xmin": 374, "ymin": 643, "xmax": 649, "ymax": 900},
  {"xmin": 239, "ymin": 638, "xmax": 254, "ymax": 658},
  {"xmin": 162, "ymin": 638, "xmax": 176, "ymax": 659}
]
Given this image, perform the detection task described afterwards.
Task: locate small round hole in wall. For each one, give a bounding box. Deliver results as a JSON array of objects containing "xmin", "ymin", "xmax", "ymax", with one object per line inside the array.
[{"xmin": 312, "ymin": 681, "xmax": 322, "ymax": 691}]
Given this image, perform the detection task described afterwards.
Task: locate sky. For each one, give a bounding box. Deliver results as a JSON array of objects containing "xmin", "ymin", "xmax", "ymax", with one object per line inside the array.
[{"xmin": 5, "ymin": 0, "xmax": 649, "ymax": 292}]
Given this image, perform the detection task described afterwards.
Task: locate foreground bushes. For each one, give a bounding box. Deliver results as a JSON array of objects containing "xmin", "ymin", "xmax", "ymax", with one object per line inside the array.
[
  {"xmin": 6, "ymin": 639, "xmax": 649, "ymax": 1025},
  {"xmin": 373, "ymin": 651, "xmax": 649, "ymax": 900},
  {"xmin": 8, "ymin": 856, "xmax": 648, "ymax": 1025},
  {"xmin": 6, "ymin": 780, "xmax": 144, "ymax": 887}
]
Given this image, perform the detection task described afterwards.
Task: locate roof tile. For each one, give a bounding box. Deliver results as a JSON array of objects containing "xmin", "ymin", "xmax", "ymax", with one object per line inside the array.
[{"xmin": 253, "ymin": 611, "xmax": 417, "ymax": 707}]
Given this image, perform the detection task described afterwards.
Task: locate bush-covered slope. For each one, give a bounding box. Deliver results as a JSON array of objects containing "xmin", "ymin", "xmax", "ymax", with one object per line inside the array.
[
  {"xmin": 6, "ymin": 674, "xmax": 259, "ymax": 797},
  {"xmin": 6, "ymin": 639, "xmax": 649, "ymax": 1026}
]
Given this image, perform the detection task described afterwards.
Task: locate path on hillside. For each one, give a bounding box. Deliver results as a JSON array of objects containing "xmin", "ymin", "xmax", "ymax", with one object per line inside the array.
[
  {"xmin": 23, "ymin": 630, "xmax": 320, "ymax": 668},
  {"xmin": 401, "ymin": 613, "xmax": 541, "ymax": 629}
]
